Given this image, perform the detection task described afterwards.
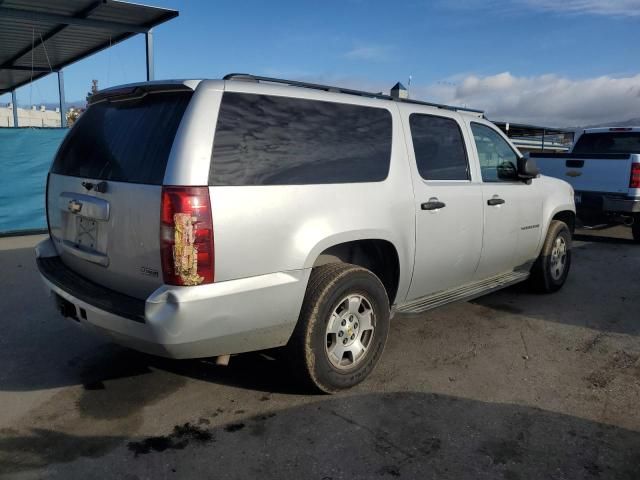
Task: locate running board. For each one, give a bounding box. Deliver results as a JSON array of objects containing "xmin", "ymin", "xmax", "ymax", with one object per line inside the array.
[{"xmin": 395, "ymin": 270, "xmax": 530, "ymax": 314}]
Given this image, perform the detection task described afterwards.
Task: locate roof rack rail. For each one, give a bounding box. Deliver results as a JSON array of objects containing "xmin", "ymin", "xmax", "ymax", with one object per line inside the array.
[{"xmin": 223, "ymin": 73, "xmax": 484, "ymax": 115}]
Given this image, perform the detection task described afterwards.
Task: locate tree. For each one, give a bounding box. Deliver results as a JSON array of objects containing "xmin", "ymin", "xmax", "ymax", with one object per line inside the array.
[{"xmin": 86, "ymin": 79, "xmax": 99, "ymax": 103}]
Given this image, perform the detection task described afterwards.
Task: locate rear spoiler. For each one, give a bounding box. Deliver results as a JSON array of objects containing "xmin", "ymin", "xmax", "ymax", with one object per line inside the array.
[{"xmin": 88, "ymin": 81, "xmax": 197, "ymax": 105}]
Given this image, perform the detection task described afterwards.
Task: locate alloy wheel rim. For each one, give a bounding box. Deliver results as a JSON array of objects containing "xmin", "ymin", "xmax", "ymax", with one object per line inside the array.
[
  {"xmin": 325, "ymin": 294, "xmax": 375, "ymax": 370},
  {"xmin": 550, "ymin": 236, "xmax": 567, "ymax": 280}
]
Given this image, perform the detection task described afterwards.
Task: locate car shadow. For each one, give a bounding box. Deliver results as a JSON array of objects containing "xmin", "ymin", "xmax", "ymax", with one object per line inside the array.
[
  {"xmin": 1, "ymin": 391, "xmax": 639, "ymax": 478},
  {"xmin": 474, "ymin": 233, "xmax": 640, "ymax": 336},
  {"xmin": 0, "ymin": 241, "xmax": 304, "ymax": 395}
]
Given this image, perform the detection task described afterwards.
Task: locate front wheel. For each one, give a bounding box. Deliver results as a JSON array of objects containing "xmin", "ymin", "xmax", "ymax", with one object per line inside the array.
[
  {"xmin": 529, "ymin": 220, "xmax": 572, "ymax": 293},
  {"xmin": 287, "ymin": 263, "xmax": 390, "ymax": 393}
]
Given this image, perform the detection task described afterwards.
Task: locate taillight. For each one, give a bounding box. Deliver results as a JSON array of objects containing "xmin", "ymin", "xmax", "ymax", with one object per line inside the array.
[
  {"xmin": 630, "ymin": 163, "xmax": 640, "ymax": 189},
  {"xmin": 160, "ymin": 186, "xmax": 214, "ymax": 286}
]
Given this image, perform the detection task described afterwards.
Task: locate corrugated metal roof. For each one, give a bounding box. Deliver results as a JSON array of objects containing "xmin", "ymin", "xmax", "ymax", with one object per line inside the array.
[{"xmin": 0, "ymin": 0, "xmax": 178, "ymax": 94}]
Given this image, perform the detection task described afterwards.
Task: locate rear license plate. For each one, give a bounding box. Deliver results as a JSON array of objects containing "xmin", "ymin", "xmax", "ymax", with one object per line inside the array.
[
  {"xmin": 76, "ymin": 216, "xmax": 98, "ymax": 249},
  {"xmin": 574, "ymin": 193, "xmax": 582, "ymax": 204}
]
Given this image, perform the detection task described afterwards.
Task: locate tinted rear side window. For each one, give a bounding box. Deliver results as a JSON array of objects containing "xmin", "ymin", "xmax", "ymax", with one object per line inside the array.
[
  {"xmin": 572, "ymin": 132, "xmax": 640, "ymax": 154},
  {"xmin": 210, "ymin": 92, "xmax": 392, "ymax": 185},
  {"xmin": 51, "ymin": 91, "xmax": 193, "ymax": 185},
  {"xmin": 409, "ymin": 114, "xmax": 469, "ymax": 180}
]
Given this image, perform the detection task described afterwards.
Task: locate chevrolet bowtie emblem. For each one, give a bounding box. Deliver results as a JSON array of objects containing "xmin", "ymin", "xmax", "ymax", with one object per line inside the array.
[
  {"xmin": 68, "ymin": 199, "xmax": 83, "ymax": 213},
  {"xmin": 566, "ymin": 170, "xmax": 582, "ymax": 177}
]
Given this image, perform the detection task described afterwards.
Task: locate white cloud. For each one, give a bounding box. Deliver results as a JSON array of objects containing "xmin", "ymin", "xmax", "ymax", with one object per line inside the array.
[
  {"xmin": 522, "ymin": 0, "xmax": 640, "ymax": 17},
  {"xmin": 344, "ymin": 45, "xmax": 391, "ymax": 61},
  {"xmin": 279, "ymin": 71, "xmax": 640, "ymax": 126},
  {"xmin": 440, "ymin": 0, "xmax": 640, "ymax": 17},
  {"xmin": 413, "ymin": 72, "xmax": 640, "ymax": 126}
]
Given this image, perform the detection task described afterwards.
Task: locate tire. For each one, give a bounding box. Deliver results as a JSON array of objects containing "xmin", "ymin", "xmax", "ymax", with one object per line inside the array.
[
  {"xmin": 632, "ymin": 215, "xmax": 640, "ymax": 243},
  {"xmin": 287, "ymin": 263, "xmax": 390, "ymax": 393},
  {"xmin": 529, "ymin": 220, "xmax": 572, "ymax": 293}
]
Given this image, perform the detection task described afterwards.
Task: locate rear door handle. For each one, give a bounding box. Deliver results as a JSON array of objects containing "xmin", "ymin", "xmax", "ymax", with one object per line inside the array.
[
  {"xmin": 421, "ymin": 198, "xmax": 446, "ymax": 210},
  {"xmin": 487, "ymin": 197, "xmax": 505, "ymax": 206}
]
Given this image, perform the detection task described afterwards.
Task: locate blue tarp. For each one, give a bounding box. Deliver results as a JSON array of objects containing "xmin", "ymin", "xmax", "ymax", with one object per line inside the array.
[{"xmin": 0, "ymin": 128, "xmax": 67, "ymax": 234}]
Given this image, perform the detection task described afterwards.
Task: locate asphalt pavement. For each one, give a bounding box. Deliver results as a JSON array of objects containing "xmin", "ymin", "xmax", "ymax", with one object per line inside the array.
[{"xmin": 1, "ymin": 228, "xmax": 638, "ymax": 479}]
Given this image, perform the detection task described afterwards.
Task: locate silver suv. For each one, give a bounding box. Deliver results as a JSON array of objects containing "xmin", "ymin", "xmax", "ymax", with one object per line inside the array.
[{"xmin": 36, "ymin": 74, "xmax": 575, "ymax": 392}]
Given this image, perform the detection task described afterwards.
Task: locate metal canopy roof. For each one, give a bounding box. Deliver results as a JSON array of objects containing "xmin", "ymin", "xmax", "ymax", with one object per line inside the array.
[
  {"xmin": 0, "ymin": 0, "xmax": 178, "ymax": 95},
  {"xmin": 493, "ymin": 121, "xmax": 574, "ymax": 138}
]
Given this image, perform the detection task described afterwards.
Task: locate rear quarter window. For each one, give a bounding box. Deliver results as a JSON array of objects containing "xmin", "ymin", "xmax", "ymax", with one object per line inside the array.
[
  {"xmin": 210, "ymin": 92, "xmax": 393, "ymax": 185},
  {"xmin": 51, "ymin": 91, "xmax": 193, "ymax": 185}
]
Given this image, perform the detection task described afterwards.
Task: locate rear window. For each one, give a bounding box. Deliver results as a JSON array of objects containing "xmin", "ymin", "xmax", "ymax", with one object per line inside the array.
[
  {"xmin": 210, "ymin": 92, "xmax": 392, "ymax": 185},
  {"xmin": 51, "ymin": 91, "xmax": 193, "ymax": 185},
  {"xmin": 573, "ymin": 132, "xmax": 640, "ymax": 155}
]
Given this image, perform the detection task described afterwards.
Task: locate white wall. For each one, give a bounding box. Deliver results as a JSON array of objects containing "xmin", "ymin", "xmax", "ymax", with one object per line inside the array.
[{"xmin": 0, "ymin": 105, "xmax": 63, "ymax": 127}]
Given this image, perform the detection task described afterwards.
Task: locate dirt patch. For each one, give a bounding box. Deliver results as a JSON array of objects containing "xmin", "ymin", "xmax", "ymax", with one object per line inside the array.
[
  {"xmin": 127, "ymin": 423, "xmax": 214, "ymax": 457},
  {"xmin": 585, "ymin": 350, "xmax": 640, "ymax": 389},
  {"xmin": 224, "ymin": 423, "xmax": 245, "ymax": 433}
]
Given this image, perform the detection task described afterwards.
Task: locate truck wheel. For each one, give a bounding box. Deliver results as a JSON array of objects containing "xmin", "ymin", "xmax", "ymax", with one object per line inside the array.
[
  {"xmin": 632, "ymin": 215, "xmax": 640, "ymax": 243},
  {"xmin": 529, "ymin": 220, "xmax": 572, "ymax": 293},
  {"xmin": 287, "ymin": 263, "xmax": 390, "ymax": 393}
]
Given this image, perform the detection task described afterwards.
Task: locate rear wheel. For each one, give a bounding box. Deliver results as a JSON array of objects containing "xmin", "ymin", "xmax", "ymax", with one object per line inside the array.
[
  {"xmin": 287, "ymin": 263, "xmax": 390, "ymax": 393},
  {"xmin": 529, "ymin": 220, "xmax": 572, "ymax": 293}
]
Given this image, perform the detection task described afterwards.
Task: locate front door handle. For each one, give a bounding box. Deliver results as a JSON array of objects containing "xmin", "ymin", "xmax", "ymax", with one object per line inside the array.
[
  {"xmin": 487, "ymin": 197, "xmax": 505, "ymax": 206},
  {"xmin": 421, "ymin": 198, "xmax": 446, "ymax": 210}
]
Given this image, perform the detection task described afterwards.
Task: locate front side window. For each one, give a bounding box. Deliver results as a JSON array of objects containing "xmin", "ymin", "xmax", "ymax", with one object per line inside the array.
[
  {"xmin": 409, "ymin": 114, "xmax": 469, "ymax": 181},
  {"xmin": 471, "ymin": 123, "xmax": 519, "ymax": 182},
  {"xmin": 210, "ymin": 93, "xmax": 392, "ymax": 185}
]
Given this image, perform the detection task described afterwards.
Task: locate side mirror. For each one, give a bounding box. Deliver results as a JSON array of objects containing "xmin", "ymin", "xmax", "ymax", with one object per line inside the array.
[{"xmin": 518, "ymin": 156, "xmax": 539, "ymax": 181}]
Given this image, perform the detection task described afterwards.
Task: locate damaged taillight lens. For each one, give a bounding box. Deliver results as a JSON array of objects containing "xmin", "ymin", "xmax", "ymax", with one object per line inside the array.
[
  {"xmin": 160, "ymin": 186, "xmax": 214, "ymax": 286},
  {"xmin": 630, "ymin": 163, "xmax": 640, "ymax": 189}
]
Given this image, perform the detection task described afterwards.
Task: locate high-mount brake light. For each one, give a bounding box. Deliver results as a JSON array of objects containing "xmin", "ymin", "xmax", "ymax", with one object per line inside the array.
[
  {"xmin": 609, "ymin": 128, "xmax": 633, "ymax": 132},
  {"xmin": 160, "ymin": 186, "xmax": 214, "ymax": 286}
]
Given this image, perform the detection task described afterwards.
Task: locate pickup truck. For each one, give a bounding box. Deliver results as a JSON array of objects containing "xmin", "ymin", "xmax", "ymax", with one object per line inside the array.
[
  {"xmin": 36, "ymin": 75, "xmax": 576, "ymax": 392},
  {"xmin": 531, "ymin": 127, "xmax": 640, "ymax": 241}
]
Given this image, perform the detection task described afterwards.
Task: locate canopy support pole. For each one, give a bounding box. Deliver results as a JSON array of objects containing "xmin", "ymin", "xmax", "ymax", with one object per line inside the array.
[
  {"xmin": 57, "ymin": 70, "xmax": 66, "ymax": 127},
  {"xmin": 145, "ymin": 29, "xmax": 154, "ymax": 81},
  {"xmin": 11, "ymin": 90, "xmax": 18, "ymax": 127}
]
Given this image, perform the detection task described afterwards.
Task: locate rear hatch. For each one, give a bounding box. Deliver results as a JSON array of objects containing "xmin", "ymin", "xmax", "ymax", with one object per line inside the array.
[{"xmin": 47, "ymin": 85, "xmax": 194, "ymax": 299}]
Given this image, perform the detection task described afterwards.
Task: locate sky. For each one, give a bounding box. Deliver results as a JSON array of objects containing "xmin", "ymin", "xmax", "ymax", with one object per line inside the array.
[{"xmin": 2, "ymin": 0, "xmax": 640, "ymax": 126}]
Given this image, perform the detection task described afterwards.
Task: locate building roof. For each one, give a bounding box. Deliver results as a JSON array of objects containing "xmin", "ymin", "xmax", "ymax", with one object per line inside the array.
[
  {"xmin": 493, "ymin": 121, "xmax": 574, "ymax": 138},
  {"xmin": 0, "ymin": 0, "xmax": 178, "ymax": 95}
]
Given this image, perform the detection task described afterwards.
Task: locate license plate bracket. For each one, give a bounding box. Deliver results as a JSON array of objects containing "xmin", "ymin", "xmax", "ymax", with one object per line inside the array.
[{"xmin": 75, "ymin": 216, "xmax": 98, "ymax": 249}]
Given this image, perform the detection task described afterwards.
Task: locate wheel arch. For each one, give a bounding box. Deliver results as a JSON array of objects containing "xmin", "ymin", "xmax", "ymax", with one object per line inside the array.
[
  {"xmin": 308, "ymin": 236, "xmax": 402, "ymax": 305},
  {"xmin": 552, "ymin": 210, "xmax": 576, "ymax": 233}
]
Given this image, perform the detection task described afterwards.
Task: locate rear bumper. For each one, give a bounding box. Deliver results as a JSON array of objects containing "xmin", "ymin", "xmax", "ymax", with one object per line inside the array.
[
  {"xmin": 602, "ymin": 196, "xmax": 640, "ymax": 213},
  {"xmin": 576, "ymin": 191, "xmax": 640, "ymax": 214},
  {"xmin": 36, "ymin": 238, "xmax": 309, "ymax": 359}
]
